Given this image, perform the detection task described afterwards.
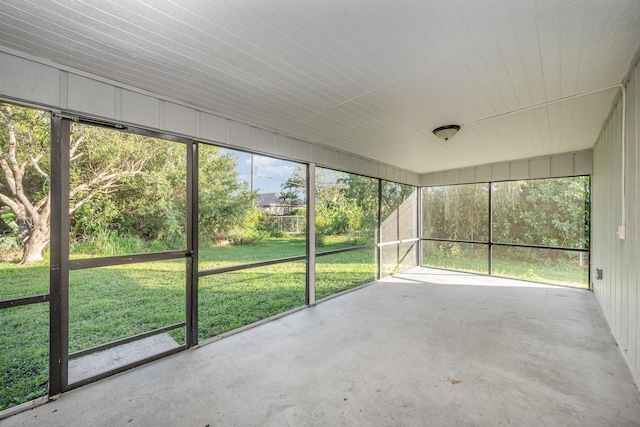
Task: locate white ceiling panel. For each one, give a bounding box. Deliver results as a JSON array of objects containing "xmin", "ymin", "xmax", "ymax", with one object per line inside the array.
[{"xmin": 0, "ymin": 0, "xmax": 638, "ymax": 174}]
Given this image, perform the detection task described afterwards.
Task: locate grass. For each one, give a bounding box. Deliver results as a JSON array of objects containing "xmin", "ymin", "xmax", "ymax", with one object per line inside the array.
[
  {"xmin": 0, "ymin": 236, "xmax": 377, "ymax": 411},
  {"xmin": 0, "ymin": 304, "xmax": 49, "ymax": 410},
  {"xmin": 423, "ymin": 254, "xmax": 589, "ymax": 288},
  {"xmin": 316, "ymin": 248, "xmax": 377, "ymax": 300},
  {"xmin": 0, "ymin": 258, "xmax": 50, "ymax": 300}
]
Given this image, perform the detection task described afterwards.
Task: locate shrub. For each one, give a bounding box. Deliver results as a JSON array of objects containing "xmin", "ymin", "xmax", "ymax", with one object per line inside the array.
[{"xmin": 227, "ymin": 228, "xmax": 269, "ymax": 245}]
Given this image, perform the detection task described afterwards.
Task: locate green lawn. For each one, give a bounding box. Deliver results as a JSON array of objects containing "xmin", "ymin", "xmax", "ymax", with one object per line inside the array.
[
  {"xmin": 422, "ymin": 254, "xmax": 589, "ymax": 288},
  {"xmin": 1, "ymin": 236, "xmax": 377, "ymax": 411}
]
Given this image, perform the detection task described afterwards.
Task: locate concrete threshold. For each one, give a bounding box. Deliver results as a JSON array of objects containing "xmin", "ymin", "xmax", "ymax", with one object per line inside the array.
[{"xmin": 68, "ymin": 333, "xmax": 181, "ymax": 385}]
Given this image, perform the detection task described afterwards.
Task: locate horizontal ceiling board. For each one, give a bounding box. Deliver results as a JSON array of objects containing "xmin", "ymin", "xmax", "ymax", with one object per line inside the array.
[
  {"xmin": 0, "ymin": 0, "xmax": 638, "ymax": 174},
  {"xmin": 60, "ymin": 1, "xmax": 348, "ymax": 108},
  {"xmin": 0, "ymin": 5, "xmax": 335, "ymax": 120}
]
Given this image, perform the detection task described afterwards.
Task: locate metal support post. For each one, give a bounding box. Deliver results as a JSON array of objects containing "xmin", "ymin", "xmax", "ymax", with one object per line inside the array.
[
  {"xmin": 186, "ymin": 141, "xmax": 198, "ymax": 347},
  {"xmin": 49, "ymin": 115, "xmax": 70, "ymax": 395},
  {"xmin": 306, "ymin": 163, "xmax": 316, "ymax": 305}
]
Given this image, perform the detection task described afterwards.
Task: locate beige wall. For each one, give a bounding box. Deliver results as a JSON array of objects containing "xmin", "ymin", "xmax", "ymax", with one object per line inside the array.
[{"xmin": 420, "ymin": 151, "xmax": 592, "ymax": 186}]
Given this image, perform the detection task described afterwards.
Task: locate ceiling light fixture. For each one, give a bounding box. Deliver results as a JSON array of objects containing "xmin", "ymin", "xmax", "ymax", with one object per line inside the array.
[{"xmin": 432, "ymin": 124, "xmax": 460, "ymax": 141}]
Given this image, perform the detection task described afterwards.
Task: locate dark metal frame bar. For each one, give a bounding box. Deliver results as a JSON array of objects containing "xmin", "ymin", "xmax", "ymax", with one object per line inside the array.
[
  {"xmin": 488, "ymin": 182, "xmax": 493, "ymax": 274},
  {"xmin": 306, "ymin": 163, "xmax": 316, "ymax": 305},
  {"xmin": 186, "ymin": 141, "xmax": 198, "ymax": 347},
  {"xmin": 420, "ymin": 237, "xmax": 589, "ymax": 254},
  {"xmin": 73, "ymin": 117, "xmax": 193, "ymax": 146},
  {"xmin": 587, "ymin": 177, "xmax": 592, "ymax": 289},
  {"xmin": 378, "ymin": 238, "xmax": 420, "ymax": 247},
  {"xmin": 0, "ymin": 294, "xmax": 50, "ymax": 309},
  {"xmin": 198, "ymin": 255, "xmax": 308, "ymax": 277},
  {"xmin": 396, "ymin": 187, "xmax": 401, "ymax": 268},
  {"xmin": 416, "ymin": 186, "xmax": 423, "ymax": 267},
  {"xmin": 316, "ymin": 244, "xmax": 377, "ymax": 257},
  {"xmin": 49, "ymin": 115, "xmax": 70, "ymax": 396},
  {"xmin": 490, "ymin": 241, "xmax": 589, "ymax": 252},
  {"xmin": 377, "ymin": 179, "xmax": 383, "ymax": 279},
  {"xmin": 69, "ymin": 250, "xmax": 187, "ymax": 270}
]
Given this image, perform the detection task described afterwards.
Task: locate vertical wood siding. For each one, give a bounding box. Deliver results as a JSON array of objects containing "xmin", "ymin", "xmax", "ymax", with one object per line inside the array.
[{"xmin": 592, "ymin": 57, "xmax": 640, "ymax": 386}]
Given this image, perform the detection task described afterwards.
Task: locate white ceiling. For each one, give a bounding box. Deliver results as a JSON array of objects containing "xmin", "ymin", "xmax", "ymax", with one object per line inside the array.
[{"xmin": 1, "ymin": 0, "xmax": 639, "ymax": 174}]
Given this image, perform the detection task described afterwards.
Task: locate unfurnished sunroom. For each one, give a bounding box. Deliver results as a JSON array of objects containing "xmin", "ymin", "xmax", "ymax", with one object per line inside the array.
[{"xmin": 1, "ymin": 1, "xmax": 640, "ymax": 425}]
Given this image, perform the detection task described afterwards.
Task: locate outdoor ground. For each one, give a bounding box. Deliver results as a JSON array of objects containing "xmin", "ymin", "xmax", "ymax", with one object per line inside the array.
[{"xmin": 1, "ymin": 237, "xmax": 588, "ymax": 411}]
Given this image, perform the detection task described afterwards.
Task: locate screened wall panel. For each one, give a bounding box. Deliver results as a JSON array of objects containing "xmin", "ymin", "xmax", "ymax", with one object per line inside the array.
[
  {"xmin": 398, "ymin": 242, "xmax": 418, "ymax": 272},
  {"xmin": 0, "ymin": 103, "xmax": 51, "ymax": 411},
  {"xmin": 68, "ymin": 124, "xmax": 187, "ymax": 258},
  {"xmin": 0, "ymin": 267, "xmax": 49, "ymax": 301},
  {"xmin": 422, "ymin": 241, "xmax": 489, "ymax": 275},
  {"xmin": 421, "ymin": 177, "xmax": 589, "ymax": 287},
  {"xmin": 68, "ymin": 259, "xmax": 186, "ymax": 352},
  {"xmin": 380, "ymin": 182, "xmax": 417, "ymax": 277},
  {"xmin": 0, "ymin": 103, "xmax": 51, "ymax": 298},
  {"xmin": 315, "ymin": 249, "xmax": 377, "ymax": 300},
  {"xmin": 315, "ymin": 167, "xmax": 378, "ymax": 251},
  {"xmin": 492, "ymin": 178, "xmax": 589, "ymax": 248},
  {"xmin": 68, "ymin": 259, "xmax": 186, "ymax": 383},
  {"xmin": 198, "ymin": 261, "xmax": 306, "ymax": 342},
  {"xmin": 492, "ymin": 246, "xmax": 589, "ymax": 288},
  {"xmin": 381, "ymin": 242, "xmax": 418, "ymax": 277},
  {"xmin": 198, "ymin": 146, "xmax": 306, "ymax": 268},
  {"xmin": 422, "ymin": 184, "xmax": 489, "ymax": 241},
  {"xmin": 313, "ymin": 167, "xmax": 379, "ymax": 298}
]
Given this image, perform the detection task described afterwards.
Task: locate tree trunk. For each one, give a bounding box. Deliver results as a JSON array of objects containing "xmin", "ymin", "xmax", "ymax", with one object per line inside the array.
[{"xmin": 20, "ymin": 225, "xmax": 49, "ymax": 265}]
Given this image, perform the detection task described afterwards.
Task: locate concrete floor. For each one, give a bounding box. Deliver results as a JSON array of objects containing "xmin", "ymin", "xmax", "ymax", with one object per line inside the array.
[{"xmin": 3, "ymin": 267, "xmax": 639, "ymax": 426}]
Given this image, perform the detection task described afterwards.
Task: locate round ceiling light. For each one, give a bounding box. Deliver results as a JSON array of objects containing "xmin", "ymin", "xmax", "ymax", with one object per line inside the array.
[{"xmin": 432, "ymin": 125, "xmax": 461, "ymax": 141}]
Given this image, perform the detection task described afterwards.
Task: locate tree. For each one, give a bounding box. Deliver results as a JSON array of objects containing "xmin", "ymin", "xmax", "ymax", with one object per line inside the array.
[
  {"xmin": 0, "ymin": 103, "xmax": 152, "ymax": 264},
  {"xmin": 491, "ymin": 178, "xmax": 589, "ymax": 248},
  {"xmin": 280, "ymin": 169, "xmax": 305, "ymax": 207},
  {"xmin": 422, "ymin": 184, "xmax": 489, "ymax": 241},
  {"xmin": 198, "ymin": 145, "xmax": 257, "ymax": 243},
  {"xmin": 0, "ymin": 104, "xmax": 52, "ymax": 264}
]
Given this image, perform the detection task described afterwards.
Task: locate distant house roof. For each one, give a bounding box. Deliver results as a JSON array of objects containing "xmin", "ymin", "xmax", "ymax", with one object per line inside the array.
[
  {"xmin": 256, "ymin": 193, "xmax": 287, "ymax": 207},
  {"xmin": 256, "ymin": 193, "xmax": 305, "ymax": 207}
]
